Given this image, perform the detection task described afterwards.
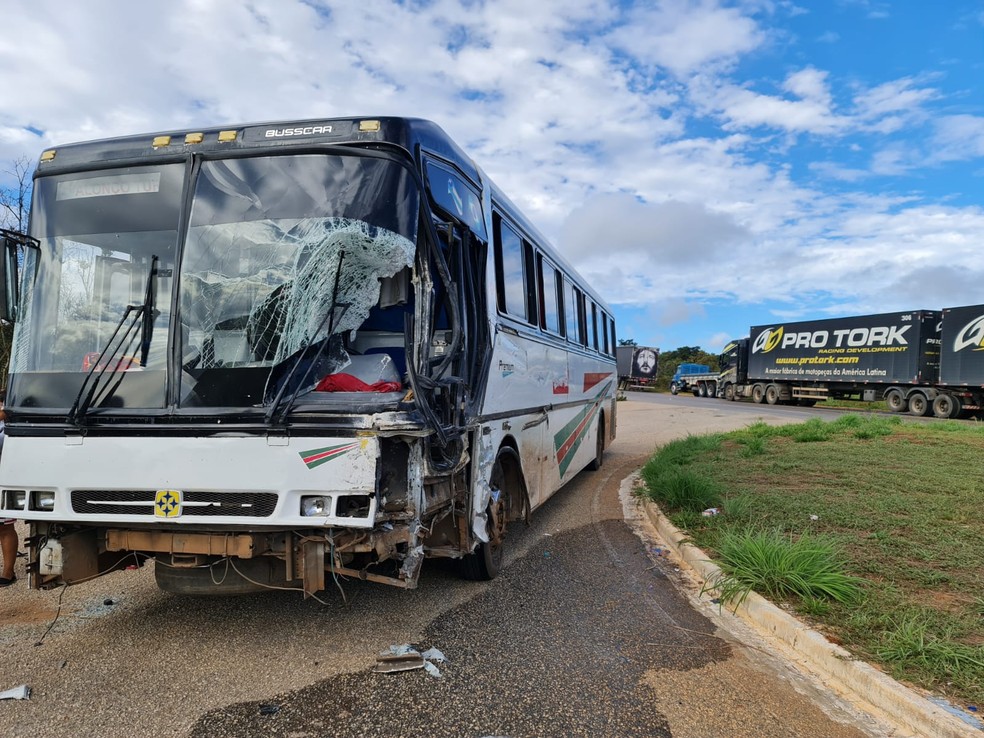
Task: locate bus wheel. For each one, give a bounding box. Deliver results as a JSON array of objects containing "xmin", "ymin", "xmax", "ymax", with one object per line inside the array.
[
  {"xmin": 461, "ymin": 455, "xmax": 511, "ymax": 581},
  {"xmin": 885, "ymin": 389, "xmax": 906, "ymax": 413},
  {"xmin": 932, "ymin": 394, "xmax": 961, "ymax": 419},
  {"xmin": 908, "ymin": 392, "xmax": 929, "ymax": 417},
  {"xmin": 587, "ymin": 415, "xmax": 605, "ymax": 472},
  {"xmin": 751, "ymin": 384, "xmax": 765, "ymax": 404}
]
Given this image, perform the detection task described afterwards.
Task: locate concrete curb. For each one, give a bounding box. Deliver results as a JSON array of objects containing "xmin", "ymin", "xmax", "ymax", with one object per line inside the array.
[{"xmin": 636, "ymin": 485, "xmax": 981, "ymax": 738}]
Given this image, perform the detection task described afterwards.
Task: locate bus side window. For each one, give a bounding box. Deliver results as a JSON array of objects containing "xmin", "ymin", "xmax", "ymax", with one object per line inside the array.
[
  {"xmin": 588, "ymin": 302, "xmax": 598, "ymax": 350},
  {"xmin": 537, "ymin": 255, "xmax": 561, "ymax": 335},
  {"xmin": 563, "ymin": 279, "xmax": 579, "ymax": 343},
  {"xmin": 493, "ymin": 214, "xmax": 529, "ymax": 322},
  {"xmin": 609, "ymin": 316, "xmax": 616, "ymax": 355},
  {"xmin": 601, "ymin": 310, "xmax": 610, "ymax": 355},
  {"xmin": 523, "ymin": 241, "xmax": 538, "ymax": 325}
]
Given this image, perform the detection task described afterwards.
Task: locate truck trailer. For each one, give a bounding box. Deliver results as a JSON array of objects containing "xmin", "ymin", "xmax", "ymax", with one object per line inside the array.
[
  {"xmin": 616, "ymin": 345, "xmax": 659, "ymax": 390},
  {"xmin": 688, "ymin": 309, "xmax": 984, "ymax": 418}
]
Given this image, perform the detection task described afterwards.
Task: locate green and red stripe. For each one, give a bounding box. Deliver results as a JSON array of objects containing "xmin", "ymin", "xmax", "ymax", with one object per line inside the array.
[{"xmin": 299, "ymin": 442, "xmax": 361, "ymax": 469}]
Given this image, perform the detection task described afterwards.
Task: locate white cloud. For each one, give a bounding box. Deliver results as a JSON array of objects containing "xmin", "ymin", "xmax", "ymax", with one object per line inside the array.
[{"xmin": 607, "ymin": 0, "xmax": 765, "ymax": 76}]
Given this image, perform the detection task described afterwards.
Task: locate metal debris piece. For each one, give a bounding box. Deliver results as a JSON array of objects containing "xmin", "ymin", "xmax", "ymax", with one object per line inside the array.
[
  {"xmin": 421, "ymin": 647, "xmax": 447, "ymax": 663},
  {"xmin": 374, "ymin": 645, "xmax": 425, "ymax": 674},
  {"xmin": 0, "ymin": 685, "xmax": 31, "ymax": 700}
]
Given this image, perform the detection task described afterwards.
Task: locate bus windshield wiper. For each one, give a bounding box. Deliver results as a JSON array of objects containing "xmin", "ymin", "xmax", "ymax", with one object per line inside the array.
[
  {"xmin": 67, "ymin": 256, "xmax": 160, "ymax": 427},
  {"xmin": 265, "ymin": 252, "xmax": 348, "ymax": 427}
]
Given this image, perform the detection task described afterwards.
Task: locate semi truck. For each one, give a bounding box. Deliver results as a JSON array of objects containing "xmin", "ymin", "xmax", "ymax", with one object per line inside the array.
[{"xmin": 688, "ymin": 308, "xmax": 984, "ymax": 418}]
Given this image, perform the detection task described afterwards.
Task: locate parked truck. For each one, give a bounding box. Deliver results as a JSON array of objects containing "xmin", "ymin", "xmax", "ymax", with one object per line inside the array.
[
  {"xmin": 616, "ymin": 345, "xmax": 659, "ymax": 390},
  {"xmin": 688, "ymin": 308, "xmax": 984, "ymax": 418},
  {"xmin": 668, "ymin": 362, "xmax": 711, "ymax": 395}
]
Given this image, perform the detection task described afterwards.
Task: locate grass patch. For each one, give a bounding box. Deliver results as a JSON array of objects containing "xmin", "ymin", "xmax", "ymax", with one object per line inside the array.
[
  {"xmin": 707, "ymin": 528, "xmax": 863, "ymax": 609},
  {"xmin": 643, "ymin": 415, "xmax": 984, "ymax": 710}
]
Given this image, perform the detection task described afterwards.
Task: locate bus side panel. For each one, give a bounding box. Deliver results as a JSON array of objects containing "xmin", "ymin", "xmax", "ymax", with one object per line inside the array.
[{"xmin": 481, "ymin": 326, "xmax": 615, "ymax": 512}]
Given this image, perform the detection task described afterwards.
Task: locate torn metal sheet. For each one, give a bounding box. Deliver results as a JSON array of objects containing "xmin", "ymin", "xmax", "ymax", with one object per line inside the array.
[
  {"xmin": 374, "ymin": 644, "xmax": 425, "ymax": 673},
  {"xmin": 0, "ymin": 685, "xmax": 31, "ymax": 700}
]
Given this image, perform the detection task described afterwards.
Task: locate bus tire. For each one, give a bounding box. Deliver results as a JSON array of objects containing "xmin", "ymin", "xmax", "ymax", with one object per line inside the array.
[
  {"xmin": 885, "ymin": 389, "xmax": 906, "ymax": 413},
  {"xmin": 908, "ymin": 392, "xmax": 929, "ymax": 417},
  {"xmin": 932, "ymin": 394, "xmax": 961, "ymax": 419},
  {"xmin": 751, "ymin": 384, "xmax": 765, "ymax": 404},
  {"xmin": 461, "ymin": 453, "xmax": 513, "ymax": 581},
  {"xmin": 587, "ymin": 415, "xmax": 605, "ymax": 472}
]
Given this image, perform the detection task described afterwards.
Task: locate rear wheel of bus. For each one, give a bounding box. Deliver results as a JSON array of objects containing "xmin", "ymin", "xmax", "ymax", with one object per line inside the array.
[{"xmin": 587, "ymin": 414, "xmax": 605, "ymax": 472}]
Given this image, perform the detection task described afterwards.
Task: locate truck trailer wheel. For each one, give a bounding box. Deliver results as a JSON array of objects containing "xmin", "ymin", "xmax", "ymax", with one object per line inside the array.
[
  {"xmin": 932, "ymin": 394, "xmax": 961, "ymax": 419},
  {"xmin": 907, "ymin": 392, "xmax": 930, "ymax": 417},
  {"xmin": 765, "ymin": 384, "xmax": 780, "ymax": 405},
  {"xmin": 884, "ymin": 389, "xmax": 907, "ymax": 413},
  {"xmin": 751, "ymin": 384, "xmax": 765, "ymax": 404},
  {"xmin": 698, "ymin": 383, "xmax": 707, "ymax": 397}
]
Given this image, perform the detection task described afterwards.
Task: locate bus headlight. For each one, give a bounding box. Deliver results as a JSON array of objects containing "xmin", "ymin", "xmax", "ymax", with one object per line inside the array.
[
  {"xmin": 30, "ymin": 491, "xmax": 56, "ymax": 511},
  {"xmin": 2, "ymin": 490, "xmax": 26, "ymax": 511},
  {"xmin": 301, "ymin": 495, "xmax": 331, "ymax": 517}
]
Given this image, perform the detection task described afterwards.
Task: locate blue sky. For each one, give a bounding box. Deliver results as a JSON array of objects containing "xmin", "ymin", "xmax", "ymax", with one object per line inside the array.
[{"xmin": 1, "ymin": 0, "xmax": 983, "ymax": 354}]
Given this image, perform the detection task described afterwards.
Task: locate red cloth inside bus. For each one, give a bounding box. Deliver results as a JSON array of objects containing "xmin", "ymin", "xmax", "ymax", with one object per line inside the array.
[{"xmin": 314, "ymin": 373, "xmax": 402, "ymax": 393}]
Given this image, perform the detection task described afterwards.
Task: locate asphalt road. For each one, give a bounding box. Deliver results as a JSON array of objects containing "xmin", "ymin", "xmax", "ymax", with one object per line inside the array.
[{"xmin": 0, "ymin": 397, "xmax": 893, "ymax": 738}]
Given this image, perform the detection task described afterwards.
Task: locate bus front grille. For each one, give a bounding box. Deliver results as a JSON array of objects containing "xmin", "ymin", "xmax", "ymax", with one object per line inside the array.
[{"xmin": 70, "ymin": 490, "xmax": 278, "ymax": 517}]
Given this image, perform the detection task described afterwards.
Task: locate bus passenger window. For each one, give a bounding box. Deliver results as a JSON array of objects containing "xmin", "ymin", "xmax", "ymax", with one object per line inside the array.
[
  {"xmin": 563, "ymin": 279, "xmax": 579, "ymax": 343},
  {"xmin": 609, "ymin": 317, "xmax": 616, "ymax": 355},
  {"xmin": 494, "ymin": 217, "xmax": 528, "ymax": 321},
  {"xmin": 538, "ymin": 256, "xmax": 561, "ymax": 334},
  {"xmin": 589, "ymin": 303, "xmax": 598, "ymax": 350}
]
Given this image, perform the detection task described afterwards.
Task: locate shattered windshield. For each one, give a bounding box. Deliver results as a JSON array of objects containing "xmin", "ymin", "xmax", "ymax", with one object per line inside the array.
[
  {"xmin": 9, "ymin": 165, "xmax": 183, "ymax": 410},
  {"xmin": 178, "ymin": 154, "xmax": 418, "ymax": 408}
]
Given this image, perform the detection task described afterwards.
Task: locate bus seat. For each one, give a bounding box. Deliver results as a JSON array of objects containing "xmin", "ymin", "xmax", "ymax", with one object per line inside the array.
[{"xmin": 351, "ymin": 331, "xmax": 406, "ymax": 376}]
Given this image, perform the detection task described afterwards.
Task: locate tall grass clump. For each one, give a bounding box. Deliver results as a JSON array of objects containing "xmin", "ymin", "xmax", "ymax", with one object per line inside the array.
[
  {"xmin": 708, "ymin": 528, "xmax": 863, "ymax": 609},
  {"xmin": 641, "ymin": 434, "xmax": 724, "ymax": 513}
]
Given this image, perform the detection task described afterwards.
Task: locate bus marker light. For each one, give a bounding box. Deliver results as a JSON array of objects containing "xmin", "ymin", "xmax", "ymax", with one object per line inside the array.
[
  {"xmin": 359, "ymin": 120, "xmax": 381, "ymax": 132},
  {"xmin": 184, "ymin": 132, "xmax": 204, "ymax": 145},
  {"xmin": 217, "ymin": 130, "xmax": 238, "ymax": 142},
  {"xmin": 40, "ymin": 149, "xmax": 56, "ymax": 162},
  {"xmin": 152, "ymin": 135, "xmax": 171, "ymax": 148}
]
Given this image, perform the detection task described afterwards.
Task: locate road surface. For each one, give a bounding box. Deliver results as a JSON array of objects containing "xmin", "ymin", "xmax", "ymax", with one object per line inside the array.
[{"xmin": 0, "ymin": 397, "xmax": 893, "ymax": 737}]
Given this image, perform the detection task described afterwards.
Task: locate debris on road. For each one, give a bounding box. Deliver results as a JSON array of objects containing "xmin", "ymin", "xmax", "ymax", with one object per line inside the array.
[
  {"xmin": 374, "ymin": 645, "xmax": 448, "ymax": 677},
  {"xmin": 0, "ymin": 685, "xmax": 31, "ymax": 701}
]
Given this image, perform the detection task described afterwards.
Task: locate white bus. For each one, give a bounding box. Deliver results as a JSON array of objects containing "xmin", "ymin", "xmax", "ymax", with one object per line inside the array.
[{"xmin": 0, "ymin": 117, "xmax": 617, "ymax": 596}]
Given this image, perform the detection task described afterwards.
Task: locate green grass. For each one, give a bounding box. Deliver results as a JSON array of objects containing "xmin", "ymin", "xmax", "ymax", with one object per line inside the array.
[{"xmin": 639, "ymin": 415, "xmax": 984, "ymax": 711}]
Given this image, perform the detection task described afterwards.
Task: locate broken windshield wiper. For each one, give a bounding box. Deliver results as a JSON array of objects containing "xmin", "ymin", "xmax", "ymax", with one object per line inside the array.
[
  {"xmin": 66, "ymin": 256, "xmax": 160, "ymax": 427},
  {"xmin": 264, "ymin": 251, "xmax": 349, "ymax": 427}
]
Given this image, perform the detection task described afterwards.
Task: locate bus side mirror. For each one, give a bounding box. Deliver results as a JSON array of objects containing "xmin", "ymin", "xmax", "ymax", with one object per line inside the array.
[{"xmin": 0, "ymin": 228, "xmax": 38, "ymax": 324}]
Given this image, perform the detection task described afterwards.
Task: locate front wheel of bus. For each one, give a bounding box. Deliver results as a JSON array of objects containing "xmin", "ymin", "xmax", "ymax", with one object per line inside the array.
[{"xmin": 461, "ymin": 456, "xmax": 510, "ymax": 581}]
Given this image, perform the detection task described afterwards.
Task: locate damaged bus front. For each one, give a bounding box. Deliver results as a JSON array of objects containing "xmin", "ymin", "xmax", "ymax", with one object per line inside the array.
[{"xmin": 0, "ymin": 118, "xmax": 503, "ymax": 595}]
